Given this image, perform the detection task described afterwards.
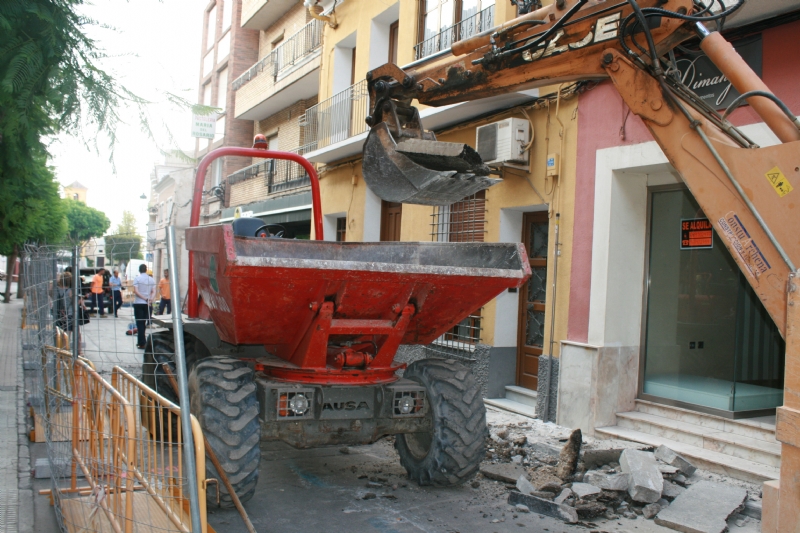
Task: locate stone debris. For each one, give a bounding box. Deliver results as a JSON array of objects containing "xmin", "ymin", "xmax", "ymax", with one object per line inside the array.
[
  {"xmin": 508, "ymin": 491, "xmax": 579, "ymax": 524},
  {"xmin": 642, "ymin": 503, "xmax": 661, "ymax": 519},
  {"xmin": 515, "ymin": 504, "xmax": 530, "ymax": 513},
  {"xmin": 570, "ymin": 482, "xmax": 601, "ymax": 499},
  {"xmin": 516, "ymin": 475, "xmax": 537, "ymax": 495},
  {"xmin": 583, "ymin": 471, "xmax": 631, "ymax": 491},
  {"xmin": 530, "ymin": 440, "xmax": 561, "ymax": 457},
  {"xmin": 654, "ymin": 480, "xmax": 747, "ymax": 533},
  {"xmin": 575, "ymin": 501, "xmax": 607, "ymax": 519},
  {"xmin": 659, "ymin": 464, "xmax": 678, "ymax": 475},
  {"xmin": 654, "ymin": 445, "xmax": 697, "ymax": 476},
  {"xmin": 620, "ymin": 449, "xmax": 664, "ymax": 503},
  {"xmin": 553, "ymin": 488, "xmax": 572, "ymax": 504},
  {"xmin": 556, "ymin": 428, "xmax": 582, "ymax": 480},
  {"xmin": 661, "ymin": 480, "xmax": 686, "ymax": 501},
  {"xmin": 480, "ymin": 463, "xmax": 527, "ymax": 484}
]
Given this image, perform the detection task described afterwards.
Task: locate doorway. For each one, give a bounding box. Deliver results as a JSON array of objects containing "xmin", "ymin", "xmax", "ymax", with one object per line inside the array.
[
  {"xmin": 517, "ymin": 212, "xmax": 549, "ymax": 390},
  {"xmin": 380, "ymin": 201, "xmax": 402, "ymax": 241},
  {"xmin": 642, "ymin": 186, "xmax": 784, "ymax": 416}
]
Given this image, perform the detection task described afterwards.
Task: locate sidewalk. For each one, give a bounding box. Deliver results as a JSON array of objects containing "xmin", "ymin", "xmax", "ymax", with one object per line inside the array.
[{"xmin": 0, "ymin": 295, "xmax": 32, "ymax": 533}]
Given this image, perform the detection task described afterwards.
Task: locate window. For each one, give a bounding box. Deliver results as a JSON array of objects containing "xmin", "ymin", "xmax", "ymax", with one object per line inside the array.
[
  {"xmin": 206, "ymin": 5, "xmax": 217, "ymax": 50},
  {"xmin": 202, "ymin": 82, "xmax": 212, "ymax": 106},
  {"xmin": 217, "ymin": 67, "xmax": 228, "ymax": 110},
  {"xmin": 336, "ymin": 217, "xmax": 347, "ymax": 242},
  {"xmin": 429, "ymin": 191, "xmax": 487, "ymax": 350},
  {"xmin": 203, "ymin": 51, "xmax": 214, "ymax": 77},
  {"xmin": 214, "ymin": 115, "xmax": 225, "ymax": 144},
  {"xmin": 72, "ymin": 193, "xmax": 79, "ymax": 200},
  {"xmin": 266, "ymin": 133, "xmax": 278, "ymax": 150},
  {"xmin": 221, "ymin": 0, "xmax": 233, "ymax": 31},
  {"xmin": 417, "ymin": 0, "xmax": 495, "ymax": 58},
  {"xmin": 218, "ymin": 31, "xmax": 231, "ymax": 61}
]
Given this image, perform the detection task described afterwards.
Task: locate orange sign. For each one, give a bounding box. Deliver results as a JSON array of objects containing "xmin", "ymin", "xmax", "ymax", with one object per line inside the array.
[{"xmin": 681, "ymin": 218, "xmax": 713, "ymax": 250}]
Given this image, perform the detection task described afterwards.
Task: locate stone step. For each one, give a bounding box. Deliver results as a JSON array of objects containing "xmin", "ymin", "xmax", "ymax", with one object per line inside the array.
[
  {"xmin": 484, "ymin": 398, "xmax": 537, "ymax": 419},
  {"xmin": 594, "ymin": 425, "xmax": 780, "ymax": 484},
  {"xmin": 504, "ymin": 385, "xmax": 538, "ymax": 408},
  {"xmin": 633, "ymin": 399, "xmax": 776, "ymax": 442},
  {"xmin": 616, "ymin": 411, "xmax": 781, "ymax": 468}
]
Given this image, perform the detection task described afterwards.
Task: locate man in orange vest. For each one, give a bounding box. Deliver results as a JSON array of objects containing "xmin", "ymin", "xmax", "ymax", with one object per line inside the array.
[
  {"xmin": 89, "ymin": 269, "xmax": 107, "ymax": 317},
  {"xmin": 157, "ymin": 269, "xmax": 171, "ymax": 315}
]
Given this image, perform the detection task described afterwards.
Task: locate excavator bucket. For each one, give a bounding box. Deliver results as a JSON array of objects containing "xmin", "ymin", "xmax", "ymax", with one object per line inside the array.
[{"xmin": 362, "ymin": 122, "xmax": 501, "ymax": 205}]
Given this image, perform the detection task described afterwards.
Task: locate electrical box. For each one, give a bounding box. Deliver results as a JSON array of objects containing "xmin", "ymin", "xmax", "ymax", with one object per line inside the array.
[
  {"xmin": 476, "ymin": 118, "xmax": 530, "ymax": 166},
  {"xmin": 546, "ymin": 153, "xmax": 560, "ymax": 177}
]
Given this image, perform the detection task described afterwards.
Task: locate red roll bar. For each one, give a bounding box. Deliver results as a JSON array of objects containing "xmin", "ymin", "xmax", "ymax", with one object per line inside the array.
[{"xmin": 187, "ymin": 147, "xmax": 324, "ymax": 318}]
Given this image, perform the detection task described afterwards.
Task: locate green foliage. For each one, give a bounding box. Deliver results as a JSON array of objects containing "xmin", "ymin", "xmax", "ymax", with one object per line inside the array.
[
  {"xmin": 0, "ymin": 0, "xmax": 138, "ymax": 254},
  {"xmin": 63, "ymin": 198, "xmax": 110, "ymax": 242},
  {"xmin": 105, "ymin": 210, "xmax": 143, "ymax": 264}
]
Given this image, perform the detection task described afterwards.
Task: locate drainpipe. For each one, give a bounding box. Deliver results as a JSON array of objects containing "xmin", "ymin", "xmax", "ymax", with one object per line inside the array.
[
  {"xmin": 306, "ymin": 0, "xmax": 338, "ymax": 29},
  {"xmin": 541, "ymin": 213, "xmax": 560, "ymax": 422}
]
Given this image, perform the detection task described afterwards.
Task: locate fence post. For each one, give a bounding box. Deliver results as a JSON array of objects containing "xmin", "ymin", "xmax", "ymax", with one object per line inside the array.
[
  {"xmin": 72, "ymin": 246, "xmax": 80, "ymax": 360},
  {"xmin": 167, "ymin": 225, "xmax": 202, "ymax": 532}
]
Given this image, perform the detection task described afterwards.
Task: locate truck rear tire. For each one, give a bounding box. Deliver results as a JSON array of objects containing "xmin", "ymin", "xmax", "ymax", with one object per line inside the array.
[
  {"xmin": 395, "ymin": 358, "xmax": 486, "ymax": 486},
  {"xmin": 189, "ymin": 357, "xmax": 261, "ymax": 507}
]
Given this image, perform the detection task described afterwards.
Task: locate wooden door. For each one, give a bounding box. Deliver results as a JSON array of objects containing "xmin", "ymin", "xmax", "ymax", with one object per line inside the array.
[
  {"xmin": 517, "ymin": 212, "xmax": 549, "ymax": 390},
  {"xmin": 381, "ymin": 201, "xmax": 402, "ymax": 241}
]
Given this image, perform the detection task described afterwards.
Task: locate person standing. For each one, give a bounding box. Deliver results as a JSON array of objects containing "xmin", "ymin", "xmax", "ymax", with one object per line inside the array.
[
  {"xmin": 157, "ymin": 269, "xmax": 172, "ymax": 315},
  {"xmin": 132, "ymin": 264, "xmax": 155, "ymax": 349},
  {"xmin": 90, "ymin": 269, "xmax": 106, "ymax": 317},
  {"xmin": 109, "ymin": 269, "xmax": 123, "ymax": 317}
]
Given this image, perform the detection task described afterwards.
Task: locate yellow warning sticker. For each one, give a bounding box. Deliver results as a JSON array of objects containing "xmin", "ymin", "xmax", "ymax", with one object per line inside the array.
[{"xmin": 765, "ymin": 166, "xmax": 793, "ymax": 197}]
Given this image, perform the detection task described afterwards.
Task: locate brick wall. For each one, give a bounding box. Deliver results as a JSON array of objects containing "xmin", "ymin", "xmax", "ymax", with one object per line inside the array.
[
  {"xmin": 259, "ymin": 4, "xmax": 311, "ymax": 59},
  {"xmin": 227, "ymin": 96, "xmax": 318, "ymax": 207}
]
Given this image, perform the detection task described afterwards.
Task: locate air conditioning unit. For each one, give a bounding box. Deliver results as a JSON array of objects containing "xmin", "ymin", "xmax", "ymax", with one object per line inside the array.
[{"xmin": 475, "ymin": 118, "xmax": 530, "ymax": 165}]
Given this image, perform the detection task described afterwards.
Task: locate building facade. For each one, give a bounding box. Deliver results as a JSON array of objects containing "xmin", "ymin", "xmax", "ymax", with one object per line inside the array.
[{"xmin": 294, "ymin": 0, "xmax": 579, "ymax": 411}]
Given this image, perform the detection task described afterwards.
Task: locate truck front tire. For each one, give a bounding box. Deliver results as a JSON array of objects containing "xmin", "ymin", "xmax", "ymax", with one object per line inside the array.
[
  {"xmin": 189, "ymin": 356, "xmax": 261, "ymax": 507},
  {"xmin": 395, "ymin": 358, "xmax": 487, "ymax": 486}
]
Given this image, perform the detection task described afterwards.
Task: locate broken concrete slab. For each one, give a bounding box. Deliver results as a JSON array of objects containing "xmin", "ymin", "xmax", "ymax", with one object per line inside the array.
[
  {"xmin": 570, "ymin": 482, "xmax": 601, "ymax": 499},
  {"xmin": 655, "ymin": 445, "xmax": 697, "ymax": 476},
  {"xmin": 517, "ymin": 475, "xmax": 537, "ymax": 495},
  {"xmin": 620, "ymin": 449, "xmax": 663, "ymax": 503},
  {"xmin": 583, "ymin": 471, "xmax": 631, "ymax": 491},
  {"xmin": 480, "ymin": 463, "xmax": 527, "ymax": 484},
  {"xmin": 575, "ymin": 501, "xmax": 606, "ymax": 519},
  {"xmin": 508, "ymin": 491, "xmax": 579, "ymax": 524},
  {"xmin": 654, "ymin": 480, "xmax": 747, "ymax": 533},
  {"xmin": 530, "ymin": 440, "xmax": 561, "ymax": 457},
  {"xmin": 580, "ymin": 439, "xmax": 651, "ymax": 469},
  {"xmin": 742, "ymin": 500, "xmax": 761, "ymax": 520},
  {"xmin": 662, "ymin": 480, "xmax": 686, "ymax": 501},
  {"xmin": 659, "ymin": 464, "xmax": 679, "ymax": 475}
]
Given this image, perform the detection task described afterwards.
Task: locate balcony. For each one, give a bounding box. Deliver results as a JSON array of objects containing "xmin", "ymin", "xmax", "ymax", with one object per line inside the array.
[
  {"xmin": 300, "ymin": 77, "xmax": 539, "ymax": 165},
  {"xmin": 298, "ymin": 79, "xmax": 370, "ymax": 157},
  {"xmin": 414, "ymin": 6, "xmax": 494, "ymax": 60},
  {"xmin": 241, "ymin": 0, "xmax": 298, "ymax": 30},
  {"xmin": 227, "ymin": 146, "xmax": 312, "ymax": 196},
  {"xmin": 234, "ymin": 20, "xmax": 323, "ymax": 121}
]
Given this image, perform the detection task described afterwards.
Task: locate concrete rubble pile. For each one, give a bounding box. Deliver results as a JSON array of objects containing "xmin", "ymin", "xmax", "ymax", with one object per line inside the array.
[{"xmin": 479, "ymin": 418, "xmax": 759, "ymax": 533}]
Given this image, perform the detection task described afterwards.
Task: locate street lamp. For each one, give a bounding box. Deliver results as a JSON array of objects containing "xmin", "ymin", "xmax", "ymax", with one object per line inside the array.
[{"xmin": 140, "ymin": 193, "xmax": 147, "ymax": 200}]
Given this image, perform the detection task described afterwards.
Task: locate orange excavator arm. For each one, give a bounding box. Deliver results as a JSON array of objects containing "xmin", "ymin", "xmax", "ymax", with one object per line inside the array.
[{"xmin": 363, "ymin": 2, "xmax": 800, "ymax": 528}]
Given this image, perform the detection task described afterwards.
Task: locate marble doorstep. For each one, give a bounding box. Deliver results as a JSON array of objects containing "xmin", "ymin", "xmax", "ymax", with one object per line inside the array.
[
  {"xmin": 616, "ymin": 411, "xmax": 781, "ymax": 468},
  {"xmin": 634, "ymin": 399, "xmax": 777, "ymax": 442},
  {"xmin": 595, "ymin": 425, "xmax": 780, "ymax": 484},
  {"xmin": 484, "ymin": 398, "xmax": 537, "ymax": 419}
]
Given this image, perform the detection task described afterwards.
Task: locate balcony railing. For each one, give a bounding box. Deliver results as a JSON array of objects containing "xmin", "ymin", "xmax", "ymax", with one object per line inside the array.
[
  {"xmin": 299, "ymin": 79, "xmax": 370, "ymax": 152},
  {"xmin": 233, "ymin": 19, "xmax": 323, "ymax": 91},
  {"xmin": 227, "ymin": 146, "xmax": 312, "ymax": 195},
  {"xmin": 414, "ymin": 6, "xmax": 494, "ymax": 60}
]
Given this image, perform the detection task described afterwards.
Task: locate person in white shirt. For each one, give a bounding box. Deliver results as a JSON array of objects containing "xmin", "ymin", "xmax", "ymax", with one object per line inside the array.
[{"xmin": 132, "ymin": 263, "xmax": 156, "ymax": 348}]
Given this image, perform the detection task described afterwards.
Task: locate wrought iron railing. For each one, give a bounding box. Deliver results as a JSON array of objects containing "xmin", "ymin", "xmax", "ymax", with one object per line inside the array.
[
  {"xmin": 414, "ymin": 6, "xmax": 495, "ymax": 60},
  {"xmin": 232, "ymin": 19, "xmax": 323, "ymax": 91},
  {"xmin": 226, "ymin": 146, "xmax": 312, "ymax": 194},
  {"xmin": 299, "ymin": 79, "xmax": 370, "ymax": 152}
]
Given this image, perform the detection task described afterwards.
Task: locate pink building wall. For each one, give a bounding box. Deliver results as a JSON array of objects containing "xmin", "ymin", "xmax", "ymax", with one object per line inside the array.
[{"xmin": 566, "ymin": 19, "xmax": 800, "ymax": 343}]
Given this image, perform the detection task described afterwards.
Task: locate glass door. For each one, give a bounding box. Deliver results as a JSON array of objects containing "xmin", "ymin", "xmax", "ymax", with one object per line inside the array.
[{"xmin": 642, "ymin": 187, "xmax": 783, "ymax": 415}]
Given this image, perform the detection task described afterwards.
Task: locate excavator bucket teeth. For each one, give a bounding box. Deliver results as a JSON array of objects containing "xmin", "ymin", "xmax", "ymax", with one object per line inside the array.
[{"xmin": 362, "ymin": 123, "xmax": 501, "ymax": 205}]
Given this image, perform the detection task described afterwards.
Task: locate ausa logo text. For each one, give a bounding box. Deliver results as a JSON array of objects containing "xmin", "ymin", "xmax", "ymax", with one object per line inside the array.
[{"xmin": 323, "ymin": 401, "xmax": 370, "ymax": 411}]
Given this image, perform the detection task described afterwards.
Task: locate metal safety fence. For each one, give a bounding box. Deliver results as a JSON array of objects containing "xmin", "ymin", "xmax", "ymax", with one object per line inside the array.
[{"xmin": 22, "ymin": 237, "xmax": 210, "ymax": 533}]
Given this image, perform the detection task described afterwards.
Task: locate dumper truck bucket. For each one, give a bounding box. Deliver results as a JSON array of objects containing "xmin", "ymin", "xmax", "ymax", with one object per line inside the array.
[{"xmin": 362, "ymin": 122, "xmax": 501, "ymax": 206}]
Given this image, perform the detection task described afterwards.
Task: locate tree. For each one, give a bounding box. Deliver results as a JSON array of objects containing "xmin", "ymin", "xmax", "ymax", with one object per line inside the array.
[
  {"xmin": 63, "ymin": 198, "xmax": 110, "ymax": 242},
  {"xmin": 105, "ymin": 210, "xmax": 143, "ymax": 265}
]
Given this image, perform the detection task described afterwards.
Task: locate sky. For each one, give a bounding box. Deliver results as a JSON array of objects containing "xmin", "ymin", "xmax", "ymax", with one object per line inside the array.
[{"xmin": 48, "ymin": 0, "xmax": 203, "ymax": 236}]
